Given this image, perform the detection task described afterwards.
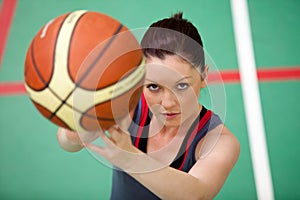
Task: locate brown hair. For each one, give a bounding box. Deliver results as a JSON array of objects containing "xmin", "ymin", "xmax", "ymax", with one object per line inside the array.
[{"xmin": 141, "ymin": 12, "xmax": 205, "ymax": 72}]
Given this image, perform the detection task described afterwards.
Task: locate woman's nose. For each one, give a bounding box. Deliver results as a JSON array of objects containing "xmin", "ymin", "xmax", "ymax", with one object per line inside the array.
[{"xmin": 161, "ymin": 89, "xmax": 177, "ymax": 109}]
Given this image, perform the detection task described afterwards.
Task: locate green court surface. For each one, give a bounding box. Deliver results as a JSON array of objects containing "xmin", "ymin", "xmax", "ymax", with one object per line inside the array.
[{"xmin": 0, "ymin": 0, "xmax": 299, "ymax": 199}]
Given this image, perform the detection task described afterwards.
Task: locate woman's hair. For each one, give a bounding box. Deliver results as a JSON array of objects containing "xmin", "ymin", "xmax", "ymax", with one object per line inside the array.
[{"xmin": 141, "ymin": 12, "xmax": 205, "ymax": 72}]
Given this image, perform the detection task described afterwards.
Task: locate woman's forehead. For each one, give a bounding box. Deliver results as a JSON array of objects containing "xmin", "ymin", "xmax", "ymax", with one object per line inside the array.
[{"xmin": 145, "ymin": 56, "xmax": 197, "ymax": 83}]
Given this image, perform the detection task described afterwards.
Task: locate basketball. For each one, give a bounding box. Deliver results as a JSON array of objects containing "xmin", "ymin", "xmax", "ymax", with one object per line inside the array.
[{"xmin": 24, "ymin": 10, "xmax": 145, "ymax": 132}]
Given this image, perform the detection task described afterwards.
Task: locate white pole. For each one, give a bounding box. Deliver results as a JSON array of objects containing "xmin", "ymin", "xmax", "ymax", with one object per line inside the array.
[{"xmin": 230, "ymin": 0, "xmax": 274, "ymax": 199}]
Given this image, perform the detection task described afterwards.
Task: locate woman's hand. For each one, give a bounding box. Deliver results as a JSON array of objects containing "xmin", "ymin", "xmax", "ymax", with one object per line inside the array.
[
  {"xmin": 84, "ymin": 125, "xmax": 165, "ymax": 173},
  {"xmin": 84, "ymin": 126, "xmax": 143, "ymax": 170},
  {"xmin": 56, "ymin": 127, "xmax": 99, "ymax": 152}
]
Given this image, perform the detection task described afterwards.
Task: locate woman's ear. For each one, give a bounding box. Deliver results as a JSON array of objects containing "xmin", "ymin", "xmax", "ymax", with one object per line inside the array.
[{"xmin": 201, "ymin": 64, "xmax": 209, "ymax": 88}]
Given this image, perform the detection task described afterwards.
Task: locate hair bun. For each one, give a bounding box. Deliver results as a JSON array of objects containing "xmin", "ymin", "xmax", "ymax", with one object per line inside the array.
[{"xmin": 172, "ymin": 12, "xmax": 183, "ymax": 19}]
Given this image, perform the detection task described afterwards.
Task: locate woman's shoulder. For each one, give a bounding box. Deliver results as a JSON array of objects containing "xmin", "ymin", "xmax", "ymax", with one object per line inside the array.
[
  {"xmin": 195, "ymin": 123, "xmax": 240, "ymax": 161},
  {"xmin": 194, "ymin": 107, "xmax": 239, "ymax": 161}
]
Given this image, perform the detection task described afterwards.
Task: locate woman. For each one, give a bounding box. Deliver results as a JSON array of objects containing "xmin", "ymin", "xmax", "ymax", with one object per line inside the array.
[{"xmin": 57, "ymin": 12, "xmax": 240, "ymax": 200}]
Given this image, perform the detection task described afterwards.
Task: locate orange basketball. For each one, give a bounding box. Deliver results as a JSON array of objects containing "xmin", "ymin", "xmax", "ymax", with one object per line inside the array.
[{"xmin": 24, "ymin": 10, "xmax": 145, "ymax": 132}]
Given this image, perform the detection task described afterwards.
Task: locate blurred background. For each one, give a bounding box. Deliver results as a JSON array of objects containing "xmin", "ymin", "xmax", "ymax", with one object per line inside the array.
[{"xmin": 0, "ymin": 0, "xmax": 299, "ymax": 199}]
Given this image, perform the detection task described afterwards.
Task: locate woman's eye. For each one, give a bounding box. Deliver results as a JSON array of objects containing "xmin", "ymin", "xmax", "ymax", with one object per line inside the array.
[
  {"xmin": 147, "ymin": 84, "xmax": 160, "ymax": 91},
  {"xmin": 177, "ymin": 83, "xmax": 189, "ymax": 90}
]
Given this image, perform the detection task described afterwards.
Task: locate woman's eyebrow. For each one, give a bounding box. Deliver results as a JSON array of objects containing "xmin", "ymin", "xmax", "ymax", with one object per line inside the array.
[
  {"xmin": 145, "ymin": 76, "xmax": 193, "ymax": 83},
  {"xmin": 145, "ymin": 79, "xmax": 158, "ymax": 83},
  {"xmin": 176, "ymin": 76, "xmax": 193, "ymax": 83}
]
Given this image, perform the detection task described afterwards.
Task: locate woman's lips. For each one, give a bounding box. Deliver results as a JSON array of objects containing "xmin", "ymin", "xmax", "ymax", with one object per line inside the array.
[{"xmin": 161, "ymin": 112, "xmax": 180, "ymax": 120}]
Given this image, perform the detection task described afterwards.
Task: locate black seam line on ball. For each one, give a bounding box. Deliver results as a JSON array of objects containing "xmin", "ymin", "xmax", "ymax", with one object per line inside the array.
[{"xmin": 49, "ymin": 24, "xmax": 124, "ymax": 120}]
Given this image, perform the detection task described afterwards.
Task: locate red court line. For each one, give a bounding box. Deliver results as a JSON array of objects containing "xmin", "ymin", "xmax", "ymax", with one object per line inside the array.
[
  {"xmin": 0, "ymin": 0, "xmax": 17, "ymax": 67},
  {"xmin": 0, "ymin": 67, "xmax": 299, "ymax": 96},
  {"xmin": 257, "ymin": 67, "xmax": 300, "ymax": 81},
  {"xmin": 0, "ymin": 81, "xmax": 26, "ymax": 95},
  {"xmin": 208, "ymin": 66, "xmax": 300, "ymax": 84}
]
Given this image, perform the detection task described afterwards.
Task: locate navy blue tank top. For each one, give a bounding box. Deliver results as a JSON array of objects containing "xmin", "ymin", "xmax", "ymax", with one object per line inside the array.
[{"xmin": 110, "ymin": 95, "xmax": 222, "ymax": 200}]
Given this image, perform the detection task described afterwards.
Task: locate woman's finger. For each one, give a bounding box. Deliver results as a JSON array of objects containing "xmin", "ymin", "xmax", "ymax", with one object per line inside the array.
[
  {"xmin": 78, "ymin": 131, "xmax": 99, "ymax": 143},
  {"xmin": 97, "ymin": 129, "xmax": 118, "ymax": 147},
  {"xmin": 57, "ymin": 128, "xmax": 84, "ymax": 152},
  {"xmin": 84, "ymin": 142, "xmax": 105, "ymax": 156},
  {"xmin": 107, "ymin": 125, "xmax": 124, "ymax": 143}
]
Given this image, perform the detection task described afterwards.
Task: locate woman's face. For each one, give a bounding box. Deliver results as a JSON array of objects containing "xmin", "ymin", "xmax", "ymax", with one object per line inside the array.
[{"xmin": 143, "ymin": 55, "xmax": 206, "ymax": 127}]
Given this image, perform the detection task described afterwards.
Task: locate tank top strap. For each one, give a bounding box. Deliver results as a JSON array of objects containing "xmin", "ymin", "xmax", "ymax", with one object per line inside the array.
[
  {"xmin": 170, "ymin": 107, "xmax": 223, "ymax": 172},
  {"xmin": 129, "ymin": 94, "xmax": 151, "ymax": 152}
]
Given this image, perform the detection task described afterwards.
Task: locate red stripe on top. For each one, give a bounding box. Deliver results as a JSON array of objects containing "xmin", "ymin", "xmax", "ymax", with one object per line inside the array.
[
  {"xmin": 0, "ymin": 0, "xmax": 17, "ymax": 67},
  {"xmin": 134, "ymin": 94, "xmax": 149, "ymax": 147},
  {"xmin": 178, "ymin": 110, "xmax": 213, "ymax": 171}
]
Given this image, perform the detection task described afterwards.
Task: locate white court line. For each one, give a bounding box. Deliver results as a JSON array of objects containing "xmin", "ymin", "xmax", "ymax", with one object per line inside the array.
[{"xmin": 230, "ymin": 0, "xmax": 274, "ymax": 199}]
